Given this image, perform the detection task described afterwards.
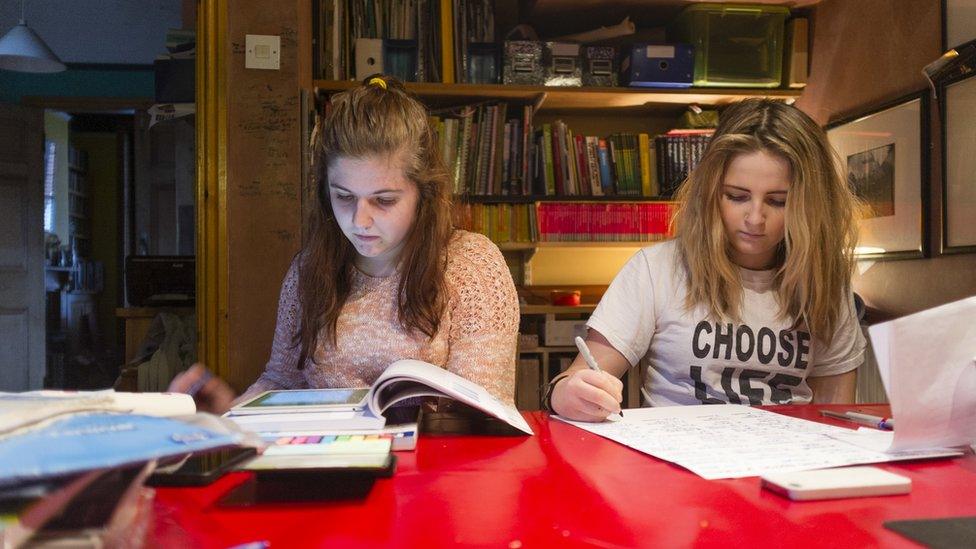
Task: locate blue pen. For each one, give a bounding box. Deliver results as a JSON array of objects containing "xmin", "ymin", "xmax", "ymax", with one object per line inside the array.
[
  {"xmin": 846, "ymin": 411, "xmax": 895, "ymax": 430},
  {"xmin": 821, "ymin": 410, "xmax": 894, "ymax": 430}
]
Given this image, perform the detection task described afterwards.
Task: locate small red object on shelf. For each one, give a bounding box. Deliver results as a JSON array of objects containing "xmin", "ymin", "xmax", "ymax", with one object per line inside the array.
[{"xmin": 550, "ymin": 290, "xmax": 581, "ymax": 306}]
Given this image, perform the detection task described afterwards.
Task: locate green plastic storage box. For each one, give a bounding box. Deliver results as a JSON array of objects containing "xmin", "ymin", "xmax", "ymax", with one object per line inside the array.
[{"xmin": 668, "ymin": 3, "xmax": 790, "ymax": 88}]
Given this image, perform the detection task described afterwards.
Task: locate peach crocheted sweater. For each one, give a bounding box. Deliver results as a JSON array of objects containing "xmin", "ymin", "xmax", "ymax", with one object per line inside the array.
[{"xmin": 240, "ymin": 231, "xmax": 520, "ymax": 405}]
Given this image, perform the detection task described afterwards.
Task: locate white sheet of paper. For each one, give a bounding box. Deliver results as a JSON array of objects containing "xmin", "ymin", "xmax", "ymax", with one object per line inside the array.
[
  {"xmin": 827, "ymin": 427, "xmax": 961, "ymax": 456},
  {"xmin": 555, "ymin": 406, "xmax": 960, "ymax": 480},
  {"xmin": 869, "ymin": 296, "xmax": 976, "ymax": 451}
]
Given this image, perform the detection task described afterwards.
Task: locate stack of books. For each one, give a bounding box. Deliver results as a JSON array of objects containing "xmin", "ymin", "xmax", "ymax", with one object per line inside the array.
[{"xmin": 0, "ymin": 390, "xmax": 251, "ymax": 547}]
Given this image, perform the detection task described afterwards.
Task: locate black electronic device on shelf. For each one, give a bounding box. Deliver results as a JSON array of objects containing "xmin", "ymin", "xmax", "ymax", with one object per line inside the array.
[{"xmin": 125, "ymin": 256, "xmax": 195, "ymax": 307}]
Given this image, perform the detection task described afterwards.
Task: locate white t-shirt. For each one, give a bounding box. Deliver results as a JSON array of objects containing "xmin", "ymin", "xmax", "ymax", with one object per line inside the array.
[{"xmin": 587, "ymin": 240, "xmax": 865, "ymax": 407}]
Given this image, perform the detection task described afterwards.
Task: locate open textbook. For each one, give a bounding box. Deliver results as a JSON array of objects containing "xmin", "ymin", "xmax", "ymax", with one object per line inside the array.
[
  {"xmin": 555, "ymin": 405, "xmax": 961, "ymax": 480},
  {"xmin": 227, "ymin": 359, "xmax": 533, "ymax": 435}
]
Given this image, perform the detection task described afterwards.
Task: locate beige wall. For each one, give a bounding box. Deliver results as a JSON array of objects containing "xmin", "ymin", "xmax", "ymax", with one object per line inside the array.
[{"xmin": 797, "ymin": 0, "xmax": 976, "ymax": 318}]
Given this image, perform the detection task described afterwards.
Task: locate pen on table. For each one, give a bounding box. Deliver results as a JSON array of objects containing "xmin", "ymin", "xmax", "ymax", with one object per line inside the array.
[
  {"xmin": 820, "ymin": 410, "xmax": 894, "ymax": 430},
  {"xmin": 574, "ymin": 336, "xmax": 624, "ymax": 419}
]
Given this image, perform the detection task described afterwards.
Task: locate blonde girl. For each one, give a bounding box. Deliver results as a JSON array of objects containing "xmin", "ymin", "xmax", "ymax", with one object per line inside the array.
[{"xmin": 550, "ymin": 99, "xmax": 864, "ymax": 421}]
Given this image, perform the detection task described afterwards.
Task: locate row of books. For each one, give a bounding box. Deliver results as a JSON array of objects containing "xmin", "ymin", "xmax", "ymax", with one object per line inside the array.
[
  {"xmin": 314, "ymin": 0, "xmax": 495, "ymax": 83},
  {"xmin": 454, "ymin": 201, "xmax": 677, "ymax": 244},
  {"xmin": 452, "ymin": 203, "xmax": 538, "ymax": 244},
  {"xmin": 70, "ymin": 259, "xmax": 104, "ymax": 293},
  {"xmin": 536, "ymin": 202, "xmax": 677, "ymax": 242},
  {"xmin": 432, "ymin": 103, "xmax": 713, "ymax": 199},
  {"xmin": 431, "ymin": 103, "xmax": 533, "ymax": 197}
]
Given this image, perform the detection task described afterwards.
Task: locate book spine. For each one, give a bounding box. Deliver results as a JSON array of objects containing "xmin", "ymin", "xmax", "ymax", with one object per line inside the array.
[
  {"xmin": 575, "ymin": 134, "xmax": 590, "ymax": 197},
  {"xmin": 543, "ymin": 124, "xmax": 555, "ymax": 196},
  {"xmin": 597, "ymin": 139, "xmax": 613, "ymax": 196},
  {"xmin": 439, "ymin": 0, "xmax": 454, "ymax": 83},
  {"xmin": 494, "ymin": 103, "xmax": 507, "ymax": 195},
  {"xmin": 587, "ymin": 137, "xmax": 600, "ymax": 196}
]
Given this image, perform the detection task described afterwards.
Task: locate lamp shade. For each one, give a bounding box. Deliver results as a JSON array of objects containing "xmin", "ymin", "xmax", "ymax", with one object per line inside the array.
[{"xmin": 0, "ymin": 21, "xmax": 66, "ymax": 73}]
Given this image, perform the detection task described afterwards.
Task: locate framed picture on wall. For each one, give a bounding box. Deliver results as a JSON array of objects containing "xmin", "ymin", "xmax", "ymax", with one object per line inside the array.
[
  {"xmin": 826, "ymin": 91, "xmax": 930, "ymax": 261},
  {"xmin": 940, "ymin": 72, "xmax": 976, "ymax": 254},
  {"xmin": 943, "ymin": 0, "xmax": 976, "ymax": 51}
]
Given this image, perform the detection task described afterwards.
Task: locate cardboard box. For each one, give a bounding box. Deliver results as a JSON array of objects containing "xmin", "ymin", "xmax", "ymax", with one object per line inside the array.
[
  {"xmin": 154, "ymin": 58, "xmax": 195, "ymax": 103},
  {"xmin": 544, "ymin": 317, "xmax": 588, "ymax": 346}
]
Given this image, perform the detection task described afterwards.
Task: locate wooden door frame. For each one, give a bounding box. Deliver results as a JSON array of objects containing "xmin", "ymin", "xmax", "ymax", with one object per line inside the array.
[{"xmin": 197, "ymin": 0, "xmax": 229, "ymax": 378}]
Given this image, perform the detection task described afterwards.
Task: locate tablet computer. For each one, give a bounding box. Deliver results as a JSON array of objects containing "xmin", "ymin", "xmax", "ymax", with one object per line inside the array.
[{"xmin": 231, "ymin": 388, "xmax": 370, "ymax": 415}]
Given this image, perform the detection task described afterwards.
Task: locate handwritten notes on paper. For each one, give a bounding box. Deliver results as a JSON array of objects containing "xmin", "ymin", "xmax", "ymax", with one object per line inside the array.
[{"xmin": 555, "ymin": 406, "xmax": 960, "ymax": 479}]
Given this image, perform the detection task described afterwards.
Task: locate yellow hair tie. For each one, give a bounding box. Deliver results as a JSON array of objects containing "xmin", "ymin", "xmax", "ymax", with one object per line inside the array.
[{"xmin": 367, "ymin": 77, "xmax": 387, "ymax": 90}]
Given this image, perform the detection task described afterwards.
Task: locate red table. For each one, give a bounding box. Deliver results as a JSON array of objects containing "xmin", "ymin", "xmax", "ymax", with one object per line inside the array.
[{"xmin": 150, "ymin": 405, "xmax": 976, "ymax": 548}]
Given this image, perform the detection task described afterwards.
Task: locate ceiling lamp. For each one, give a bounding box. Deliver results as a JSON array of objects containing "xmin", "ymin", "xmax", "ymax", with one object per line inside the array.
[{"xmin": 0, "ymin": 0, "xmax": 66, "ymax": 73}]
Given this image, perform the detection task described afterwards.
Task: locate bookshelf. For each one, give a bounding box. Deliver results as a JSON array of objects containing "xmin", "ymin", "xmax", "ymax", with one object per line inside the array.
[
  {"xmin": 311, "ymin": 2, "xmax": 807, "ymax": 408},
  {"xmin": 67, "ymin": 146, "xmax": 90, "ymax": 259}
]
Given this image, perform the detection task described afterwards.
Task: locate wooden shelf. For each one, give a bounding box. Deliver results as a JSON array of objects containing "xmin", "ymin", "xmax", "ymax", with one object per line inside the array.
[
  {"xmin": 518, "ymin": 346, "xmax": 579, "ymax": 354},
  {"xmin": 520, "ymin": 304, "xmax": 597, "ymax": 314},
  {"xmin": 457, "ymin": 194, "xmax": 673, "ymax": 204},
  {"xmin": 312, "ymin": 80, "xmax": 801, "ymax": 112},
  {"xmin": 498, "ymin": 241, "xmax": 655, "ymax": 251}
]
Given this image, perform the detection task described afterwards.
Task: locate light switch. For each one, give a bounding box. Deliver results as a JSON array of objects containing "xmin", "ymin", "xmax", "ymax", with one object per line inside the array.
[{"xmin": 245, "ymin": 34, "xmax": 280, "ymax": 70}]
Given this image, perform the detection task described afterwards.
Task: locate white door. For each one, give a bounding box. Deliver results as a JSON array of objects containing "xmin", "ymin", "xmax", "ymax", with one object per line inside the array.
[{"xmin": 0, "ymin": 103, "xmax": 45, "ymax": 390}]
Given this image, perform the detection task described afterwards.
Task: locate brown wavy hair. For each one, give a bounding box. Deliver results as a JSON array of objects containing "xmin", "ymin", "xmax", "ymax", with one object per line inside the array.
[
  {"xmin": 296, "ymin": 75, "xmax": 454, "ymax": 368},
  {"xmin": 671, "ymin": 99, "xmax": 860, "ymax": 345}
]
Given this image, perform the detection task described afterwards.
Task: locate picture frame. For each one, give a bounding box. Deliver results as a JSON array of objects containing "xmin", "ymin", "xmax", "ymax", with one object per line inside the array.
[
  {"xmin": 826, "ymin": 91, "xmax": 930, "ymax": 261},
  {"xmin": 942, "ymin": 0, "xmax": 976, "ymax": 52},
  {"xmin": 939, "ymin": 72, "xmax": 976, "ymax": 254}
]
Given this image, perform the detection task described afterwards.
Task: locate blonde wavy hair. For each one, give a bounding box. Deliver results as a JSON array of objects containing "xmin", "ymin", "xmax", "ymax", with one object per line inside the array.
[
  {"xmin": 672, "ymin": 98, "xmax": 860, "ymax": 345},
  {"xmin": 298, "ymin": 75, "xmax": 454, "ymax": 368}
]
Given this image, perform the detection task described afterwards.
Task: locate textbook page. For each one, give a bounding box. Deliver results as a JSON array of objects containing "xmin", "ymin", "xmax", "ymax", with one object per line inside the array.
[
  {"xmin": 868, "ymin": 296, "xmax": 976, "ymax": 451},
  {"xmin": 370, "ymin": 360, "xmax": 533, "ymax": 435},
  {"xmin": 0, "ymin": 390, "xmax": 195, "ymax": 437},
  {"xmin": 555, "ymin": 405, "xmax": 960, "ymax": 480}
]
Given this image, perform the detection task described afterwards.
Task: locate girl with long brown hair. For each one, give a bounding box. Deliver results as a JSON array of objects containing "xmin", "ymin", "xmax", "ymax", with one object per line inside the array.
[
  {"xmin": 550, "ymin": 99, "xmax": 865, "ymax": 421},
  {"xmin": 171, "ymin": 75, "xmax": 520, "ymax": 412}
]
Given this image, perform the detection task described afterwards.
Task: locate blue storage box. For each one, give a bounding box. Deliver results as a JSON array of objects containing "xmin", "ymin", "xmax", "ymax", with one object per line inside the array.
[{"xmin": 619, "ymin": 44, "xmax": 694, "ymax": 88}]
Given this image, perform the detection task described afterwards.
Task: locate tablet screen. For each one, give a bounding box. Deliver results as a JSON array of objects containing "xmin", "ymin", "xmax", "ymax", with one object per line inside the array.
[{"xmin": 242, "ymin": 388, "xmax": 369, "ymax": 408}]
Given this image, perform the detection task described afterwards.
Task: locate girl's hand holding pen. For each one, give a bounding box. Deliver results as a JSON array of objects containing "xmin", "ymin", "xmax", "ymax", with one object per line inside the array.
[
  {"xmin": 167, "ymin": 363, "xmax": 236, "ymax": 414},
  {"xmin": 551, "ymin": 368, "xmax": 624, "ymax": 423}
]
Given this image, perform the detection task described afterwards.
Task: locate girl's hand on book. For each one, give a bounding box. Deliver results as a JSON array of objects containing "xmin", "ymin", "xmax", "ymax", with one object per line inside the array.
[
  {"xmin": 551, "ymin": 368, "xmax": 623, "ymax": 422},
  {"xmin": 168, "ymin": 363, "xmax": 236, "ymax": 415}
]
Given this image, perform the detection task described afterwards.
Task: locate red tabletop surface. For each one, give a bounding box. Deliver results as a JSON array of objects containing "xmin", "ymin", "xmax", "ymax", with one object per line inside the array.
[{"xmin": 150, "ymin": 405, "xmax": 976, "ymax": 548}]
